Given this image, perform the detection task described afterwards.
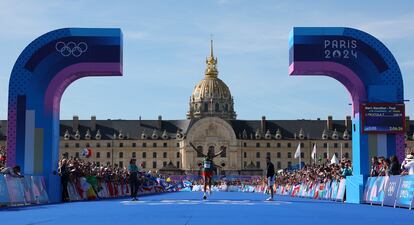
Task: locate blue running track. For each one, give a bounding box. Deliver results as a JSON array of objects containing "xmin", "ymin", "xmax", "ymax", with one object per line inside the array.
[{"xmin": 1, "ymin": 192, "xmax": 413, "ymax": 225}]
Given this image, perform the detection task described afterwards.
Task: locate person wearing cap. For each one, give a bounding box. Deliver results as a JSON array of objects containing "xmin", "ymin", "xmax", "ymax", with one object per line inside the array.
[
  {"xmin": 265, "ymin": 156, "xmax": 275, "ymax": 201},
  {"xmin": 401, "ymin": 154, "xmax": 414, "ymax": 175}
]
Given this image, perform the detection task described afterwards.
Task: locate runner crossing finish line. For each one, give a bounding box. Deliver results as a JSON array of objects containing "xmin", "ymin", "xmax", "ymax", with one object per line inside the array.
[{"xmin": 190, "ymin": 142, "xmax": 226, "ymax": 200}]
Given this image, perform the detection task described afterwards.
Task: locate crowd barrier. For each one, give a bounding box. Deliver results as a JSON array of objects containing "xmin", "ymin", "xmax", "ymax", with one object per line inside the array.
[
  {"xmin": 182, "ymin": 184, "xmax": 265, "ymax": 193},
  {"xmin": 275, "ymin": 179, "xmax": 346, "ymax": 202},
  {"xmin": 65, "ymin": 177, "xmax": 166, "ymax": 201},
  {"xmin": 0, "ymin": 175, "xmax": 48, "ymax": 206},
  {"xmin": 363, "ymin": 175, "xmax": 414, "ymax": 209}
]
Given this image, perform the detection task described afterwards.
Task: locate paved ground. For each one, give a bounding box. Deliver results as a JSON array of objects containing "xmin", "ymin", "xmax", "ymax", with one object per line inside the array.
[{"xmin": 1, "ymin": 192, "xmax": 413, "ymax": 225}]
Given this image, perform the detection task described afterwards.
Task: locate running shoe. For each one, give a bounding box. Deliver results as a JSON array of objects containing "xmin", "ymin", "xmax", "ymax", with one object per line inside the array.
[{"xmin": 266, "ymin": 197, "xmax": 273, "ymax": 201}]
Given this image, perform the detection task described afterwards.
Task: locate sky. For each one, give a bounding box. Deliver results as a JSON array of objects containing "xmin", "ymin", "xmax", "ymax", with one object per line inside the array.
[{"xmin": 0, "ymin": 0, "xmax": 414, "ymax": 120}]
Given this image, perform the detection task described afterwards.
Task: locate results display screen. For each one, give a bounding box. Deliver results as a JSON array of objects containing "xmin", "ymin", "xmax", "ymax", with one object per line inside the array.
[{"xmin": 362, "ymin": 104, "xmax": 405, "ymax": 133}]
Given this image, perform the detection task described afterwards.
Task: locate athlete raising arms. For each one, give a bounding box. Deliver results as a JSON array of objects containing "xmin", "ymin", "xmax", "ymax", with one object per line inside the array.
[{"xmin": 189, "ymin": 142, "xmax": 226, "ymax": 200}]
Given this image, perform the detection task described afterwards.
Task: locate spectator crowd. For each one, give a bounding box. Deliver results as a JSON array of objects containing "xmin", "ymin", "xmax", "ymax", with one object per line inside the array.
[
  {"xmin": 274, "ymin": 160, "xmax": 352, "ymax": 188},
  {"xmin": 58, "ymin": 155, "xmax": 163, "ymax": 202},
  {"xmin": 370, "ymin": 152, "xmax": 414, "ymax": 176}
]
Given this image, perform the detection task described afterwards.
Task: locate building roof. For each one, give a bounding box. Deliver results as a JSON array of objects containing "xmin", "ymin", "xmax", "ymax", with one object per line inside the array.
[{"xmin": 1, "ymin": 117, "xmax": 413, "ymax": 141}]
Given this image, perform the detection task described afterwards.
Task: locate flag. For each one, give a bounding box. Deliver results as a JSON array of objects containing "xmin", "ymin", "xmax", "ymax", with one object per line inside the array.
[
  {"xmin": 330, "ymin": 154, "xmax": 339, "ymax": 164},
  {"xmin": 311, "ymin": 144, "xmax": 317, "ymax": 160},
  {"xmin": 294, "ymin": 143, "xmax": 301, "ymax": 159}
]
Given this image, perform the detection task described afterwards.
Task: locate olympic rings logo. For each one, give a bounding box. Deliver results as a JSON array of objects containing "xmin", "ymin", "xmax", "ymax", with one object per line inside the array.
[{"xmin": 55, "ymin": 41, "xmax": 88, "ymax": 57}]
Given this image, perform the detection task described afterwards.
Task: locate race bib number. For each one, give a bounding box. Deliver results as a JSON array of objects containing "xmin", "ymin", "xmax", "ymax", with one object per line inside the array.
[{"xmin": 204, "ymin": 161, "xmax": 211, "ymax": 169}]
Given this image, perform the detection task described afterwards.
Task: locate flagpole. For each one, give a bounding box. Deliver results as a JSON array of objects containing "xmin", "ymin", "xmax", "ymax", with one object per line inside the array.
[
  {"xmin": 327, "ymin": 143, "xmax": 329, "ymax": 164},
  {"xmin": 299, "ymin": 142, "xmax": 301, "ymax": 170},
  {"xmin": 314, "ymin": 143, "xmax": 316, "ymax": 165},
  {"xmin": 340, "ymin": 143, "xmax": 343, "ymax": 161}
]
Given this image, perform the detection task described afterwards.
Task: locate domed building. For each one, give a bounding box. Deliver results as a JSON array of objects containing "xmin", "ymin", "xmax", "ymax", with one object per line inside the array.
[{"xmin": 187, "ymin": 40, "xmax": 236, "ymax": 120}]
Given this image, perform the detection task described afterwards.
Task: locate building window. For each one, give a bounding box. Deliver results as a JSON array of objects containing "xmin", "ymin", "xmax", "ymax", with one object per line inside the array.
[
  {"xmin": 334, "ymin": 153, "xmax": 338, "ymax": 157},
  {"xmin": 224, "ymin": 104, "xmax": 228, "ymax": 112},
  {"xmin": 345, "ymin": 143, "xmax": 349, "ymax": 148},
  {"xmin": 324, "ymin": 152, "xmax": 328, "ymax": 159},
  {"xmin": 176, "ymin": 152, "xmax": 180, "ymax": 158},
  {"xmin": 96, "ymin": 162, "xmax": 100, "ymax": 167},
  {"xmin": 64, "ymin": 143, "xmax": 69, "ymax": 148},
  {"xmin": 277, "ymin": 152, "xmax": 281, "ymax": 158},
  {"xmin": 323, "ymin": 143, "xmax": 328, "ymax": 148},
  {"xmin": 142, "ymin": 142, "xmax": 147, "ymax": 147},
  {"xmin": 96, "ymin": 143, "xmax": 101, "ymax": 148},
  {"xmin": 176, "ymin": 143, "xmax": 180, "ymax": 147},
  {"xmin": 266, "ymin": 152, "xmax": 271, "ymax": 158},
  {"xmin": 176, "ymin": 161, "xmax": 180, "ymax": 168},
  {"xmin": 244, "ymin": 161, "xmax": 247, "ymax": 168},
  {"xmin": 152, "ymin": 161, "xmax": 157, "ymax": 169},
  {"xmin": 287, "ymin": 143, "xmax": 291, "ymax": 148},
  {"xmin": 163, "ymin": 143, "xmax": 167, "ymax": 148},
  {"xmin": 300, "ymin": 143, "xmax": 304, "ymax": 148},
  {"xmin": 107, "ymin": 152, "xmax": 111, "ymax": 158},
  {"xmin": 204, "ymin": 102, "xmax": 208, "ymax": 112},
  {"xmin": 75, "ymin": 152, "xmax": 79, "ymax": 158},
  {"xmin": 288, "ymin": 161, "xmax": 292, "ymax": 167},
  {"xmin": 215, "ymin": 103, "xmax": 220, "ymax": 112},
  {"xmin": 163, "ymin": 161, "xmax": 167, "ymax": 167},
  {"xmin": 142, "ymin": 152, "xmax": 146, "ymax": 158},
  {"xmin": 243, "ymin": 152, "xmax": 247, "ymax": 158},
  {"xmin": 107, "ymin": 143, "xmax": 111, "ymax": 147},
  {"xmin": 344, "ymin": 152, "xmax": 349, "ymax": 158},
  {"xmin": 301, "ymin": 152, "xmax": 304, "ymax": 158},
  {"xmin": 277, "ymin": 161, "xmax": 281, "ymax": 169},
  {"xmin": 220, "ymin": 146, "xmax": 226, "ymax": 157},
  {"xmin": 243, "ymin": 142, "xmax": 247, "ymax": 147},
  {"xmin": 75, "ymin": 143, "xmax": 80, "ymax": 148},
  {"xmin": 256, "ymin": 152, "xmax": 260, "ymax": 158},
  {"xmin": 277, "ymin": 143, "xmax": 281, "ymax": 148},
  {"xmin": 197, "ymin": 146, "xmax": 204, "ymax": 157},
  {"xmin": 266, "ymin": 143, "xmax": 271, "ymax": 148},
  {"xmin": 119, "ymin": 143, "xmax": 123, "ymax": 147},
  {"xmin": 256, "ymin": 143, "xmax": 260, "ymax": 147},
  {"xmin": 119, "ymin": 152, "xmax": 123, "ymax": 158},
  {"xmin": 256, "ymin": 161, "xmax": 260, "ymax": 168},
  {"xmin": 119, "ymin": 161, "xmax": 123, "ymax": 168},
  {"xmin": 96, "ymin": 152, "xmax": 101, "ymax": 158},
  {"xmin": 334, "ymin": 143, "xmax": 338, "ymax": 148},
  {"xmin": 153, "ymin": 152, "xmax": 157, "ymax": 158},
  {"xmin": 153, "ymin": 143, "xmax": 157, "ymax": 148},
  {"xmin": 287, "ymin": 152, "xmax": 292, "ymax": 158},
  {"xmin": 132, "ymin": 152, "xmax": 136, "ymax": 158},
  {"xmin": 163, "ymin": 152, "xmax": 167, "ymax": 158},
  {"xmin": 142, "ymin": 161, "xmax": 146, "ymax": 169},
  {"xmin": 132, "ymin": 143, "xmax": 136, "ymax": 147},
  {"xmin": 86, "ymin": 143, "xmax": 90, "ymax": 147}
]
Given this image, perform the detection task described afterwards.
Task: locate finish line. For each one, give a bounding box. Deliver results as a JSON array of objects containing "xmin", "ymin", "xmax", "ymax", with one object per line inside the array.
[{"xmin": 120, "ymin": 198, "xmax": 293, "ymax": 206}]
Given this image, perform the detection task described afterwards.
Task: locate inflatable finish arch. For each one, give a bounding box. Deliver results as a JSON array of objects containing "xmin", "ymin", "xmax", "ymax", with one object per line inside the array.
[
  {"xmin": 289, "ymin": 27, "xmax": 404, "ymax": 203},
  {"xmin": 6, "ymin": 28, "xmax": 123, "ymax": 202}
]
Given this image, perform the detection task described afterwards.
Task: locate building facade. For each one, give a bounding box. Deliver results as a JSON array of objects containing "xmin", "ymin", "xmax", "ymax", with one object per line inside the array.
[{"xmin": 1, "ymin": 41, "xmax": 413, "ymax": 175}]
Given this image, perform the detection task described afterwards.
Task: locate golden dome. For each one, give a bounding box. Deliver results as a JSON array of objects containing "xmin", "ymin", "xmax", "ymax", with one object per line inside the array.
[
  {"xmin": 187, "ymin": 40, "xmax": 236, "ymax": 120},
  {"xmin": 192, "ymin": 78, "xmax": 231, "ymax": 100}
]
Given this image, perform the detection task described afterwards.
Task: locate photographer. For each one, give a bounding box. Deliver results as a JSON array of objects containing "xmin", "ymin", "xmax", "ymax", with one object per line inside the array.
[{"xmin": 401, "ymin": 154, "xmax": 414, "ymax": 175}]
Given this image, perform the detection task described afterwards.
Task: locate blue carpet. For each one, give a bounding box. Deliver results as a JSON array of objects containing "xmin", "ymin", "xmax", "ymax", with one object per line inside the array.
[{"xmin": 1, "ymin": 192, "xmax": 413, "ymax": 225}]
